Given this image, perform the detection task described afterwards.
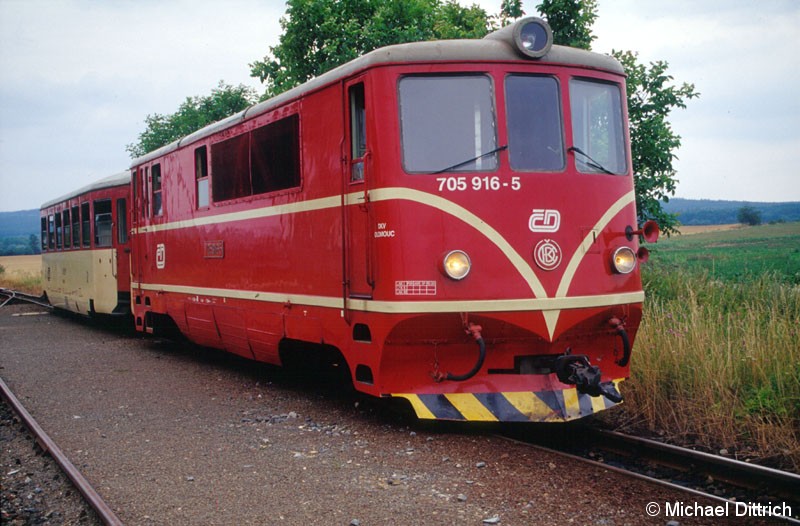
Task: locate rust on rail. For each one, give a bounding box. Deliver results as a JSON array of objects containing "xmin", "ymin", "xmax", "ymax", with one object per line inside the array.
[{"xmin": 0, "ymin": 377, "xmax": 123, "ymax": 526}]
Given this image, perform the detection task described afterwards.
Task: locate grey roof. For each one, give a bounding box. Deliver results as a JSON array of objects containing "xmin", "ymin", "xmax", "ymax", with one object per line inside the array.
[
  {"xmin": 131, "ymin": 24, "xmax": 623, "ymax": 167},
  {"xmin": 41, "ymin": 171, "xmax": 130, "ymax": 210}
]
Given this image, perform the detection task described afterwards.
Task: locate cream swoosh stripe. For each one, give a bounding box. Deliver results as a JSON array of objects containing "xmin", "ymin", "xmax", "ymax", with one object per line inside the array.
[
  {"xmin": 367, "ymin": 187, "xmax": 547, "ymax": 298},
  {"xmin": 556, "ymin": 190, "xmax": 637, "ymax": 298},
  {"xmin": 133, "ymin": 194, "xmax": 343, "ymax": 234},
  {"xmin": 131, "ymin": 281, "xmax": 643, "ymax": 313}
]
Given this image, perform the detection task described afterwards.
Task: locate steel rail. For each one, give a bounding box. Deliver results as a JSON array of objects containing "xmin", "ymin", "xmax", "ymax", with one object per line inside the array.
[
  {"xmin": 0, "ymin": 288, "xmax": 52, "ymax": 309},
  {"xmin": 587, "ymin": 428, "xmax": 800, "ymax": 503},
  {"xmin": 0, "ymin": 377, "xmax": 124, "ymax": 526},
  {"xmin": 498, "ymin": 427, "xmax": 800, "ymax": 524}
]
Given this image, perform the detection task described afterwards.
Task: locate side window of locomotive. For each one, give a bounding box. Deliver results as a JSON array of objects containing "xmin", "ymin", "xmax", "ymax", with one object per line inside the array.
[
  {"xmin": 349, "ymin": 83, "xmax": 367, "ymax": 182},
  {"xmin": 71, "ymin": 205, "xmax": 80, "ymax": 248},
  {"xmin": 140, "ymin": 167, "xmax": 149, "ymax": 218},
  {"xmin": 569, "ymin": 79, "xmax": 627, "ymax": 175},
  {"xmin": 195, "ymin": 146, "xmax": 209, "ymax": 208},
  {"xmin": 94, "ymin": 199, "xmax": 112, "ymax": 247},
  {"xmin": 505, "ymin": 75, "xmax": 564, "ymax": 171},
  {"xmin": 151, "ymin": 163, "xmax": 163, "ymax": 217},
  {"xmin": 81, "ymin": 202, "xmax": 90, "ymax": 247},
  {"xmin": 117, "ymin": 199, "xmax": 128, "ymax": 245},
  {"xmin": 398, "ymin": 75, "xmax": 497, "ymax": 173},
  {"xmin": 250, "ymin": 114, "xmax": 300, "ymax": 194}
]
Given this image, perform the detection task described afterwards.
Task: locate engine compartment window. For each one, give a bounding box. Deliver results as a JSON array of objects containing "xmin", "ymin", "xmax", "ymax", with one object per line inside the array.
[
  {"xmin": 399, "ymin": 75, "xmax": 497, "ymax": 173},
  {"xmin": 212, "ymin": 114, "xmax": 300, "ymax": 203},
  {"xmin": 505, "ymin": 75, "xmax": 564, "ymax": 171},
  {"xmin": 569, "ymin": 79, "xmax": 627, "ymax": 175}
]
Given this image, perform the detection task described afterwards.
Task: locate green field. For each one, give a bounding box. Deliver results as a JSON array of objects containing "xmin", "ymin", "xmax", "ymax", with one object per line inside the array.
[
  {"xmin": 621, "ymin": 222, "xmax": 800, "ymax": 470},
  {"xmin": 648, "ymin": 222, "xmax": 800, "ymax": 284}
]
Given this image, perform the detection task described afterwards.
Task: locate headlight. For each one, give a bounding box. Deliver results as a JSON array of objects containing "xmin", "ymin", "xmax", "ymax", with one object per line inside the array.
[
  {"xmin": 513, "ymin": 17, "xmax": 553, "ymax": 58},
  {"xmin": 612, "ymin": 247, "xmax": 637, "ymax": 274},
  {"xmin": 442, "ymin": 250, "xmax": 471, "ymax": 280}
]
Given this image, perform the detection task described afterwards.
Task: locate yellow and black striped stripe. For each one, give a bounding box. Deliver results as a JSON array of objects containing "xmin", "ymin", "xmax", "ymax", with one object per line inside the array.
[{"xmin": 393, "ymin": 380, "xmax": 623, "ymax": 422}]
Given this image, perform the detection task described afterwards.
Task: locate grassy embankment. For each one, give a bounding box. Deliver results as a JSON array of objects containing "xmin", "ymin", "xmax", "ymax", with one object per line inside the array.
[
  {"xmin": 620, "ymin": 222, "xmax": 800, "ymax": 470},
  {"xmin": 0, "ymin": 254, "xmax": 42, "ymax": 295}
]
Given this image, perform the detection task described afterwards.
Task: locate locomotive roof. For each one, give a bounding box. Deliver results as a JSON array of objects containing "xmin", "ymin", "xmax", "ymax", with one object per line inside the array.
[
  {"xmin": 131, "ymin": 29, "xmax": 624, "ymax": 167},
  {"xmin": 41, "ymin": 171, "xmax": 130, "ymax": 210}
]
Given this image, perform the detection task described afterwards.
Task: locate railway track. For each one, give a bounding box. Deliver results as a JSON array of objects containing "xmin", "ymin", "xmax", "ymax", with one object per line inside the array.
[
  {"xmin": 502, "ymin": 424, "xmax": 800, "ymax": 524},
  {"xmin": 0, "ymin": 288, "xmax": 52, "ymax": 309},
  {"xmin": 0, "ymin": 377, "xmax": 123, "ymax": 525}
]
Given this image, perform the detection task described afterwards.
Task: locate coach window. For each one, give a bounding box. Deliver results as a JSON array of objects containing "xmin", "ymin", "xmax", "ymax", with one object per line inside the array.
[
  {"xmin": 71, "ymin": 205, "xmax": 80, "ymax": 247},
  {"xmin": 117, "ymin": 199, "xmax": 128, "ymax": 244},
  {"xmin": 151, "ymin": 163, "xmax": 163, "ymax": 216},
  {"xmin": 195, "ymin": 146, "xmax": 209, "ymax": 208},
  {"xmin": 398, "ymin": 75, "xmax": 497, "ymax": 173},
  {"xmin": 55, "ymin": 212, "xmax": 62, "ymax": 249},
  {"xmin": 81, "ymin": 202, "xmax": 90, "ymax": 247},
  {"xmin": 569, "ymin": 79, "xmax": 627, "ymax": 175},
  {"xmin": 505, "ymin": 75, "xmax": 564, "ymax": 171},
  {"xmin": 48, "ymin": 215, "xmax": 55, "ymax": 249},
  {"xmin": 349, "ymin": 84, "xmax": 367, "ymax": 182},
  {"xmin": 62, "ymin": 209, "xmax": 71, "ymax": 248},
  {"xmin": 94, "ymin": 199, "xmax": 112, "ymax": 247},
  {"xmin": 40, "ymin": 218, "xmax": 47, "ymax": 251}
]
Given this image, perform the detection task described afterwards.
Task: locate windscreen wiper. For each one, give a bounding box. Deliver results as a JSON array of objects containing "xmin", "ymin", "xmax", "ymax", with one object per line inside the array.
[
  {"xmin": 568, "ymin": 146, "xmax": 616, "ymax": 175},
  {"xmin": 434, "ymin": 145, "xmax": 508, "ymax": 174}
]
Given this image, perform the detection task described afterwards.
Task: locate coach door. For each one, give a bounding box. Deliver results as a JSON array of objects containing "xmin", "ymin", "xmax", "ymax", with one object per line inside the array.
[{"xmin": 343, "ymin": 79, "xmax": 374, "ymax": 302}]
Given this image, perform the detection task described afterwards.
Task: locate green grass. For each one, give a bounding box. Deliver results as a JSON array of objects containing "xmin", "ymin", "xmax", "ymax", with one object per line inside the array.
[
  {"xmin": 617, "ymin": 222, "xmax": 800, "ymax": 470},
  {"xmin": 647, "ymin": 222, "xmax": 800, "ymax": 284}
]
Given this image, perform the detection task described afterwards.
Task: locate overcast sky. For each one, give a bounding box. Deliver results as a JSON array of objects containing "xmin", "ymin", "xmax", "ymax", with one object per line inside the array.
[{"xmin": 1, "ymin": 0, "xmax": 798, "ymax": 212}]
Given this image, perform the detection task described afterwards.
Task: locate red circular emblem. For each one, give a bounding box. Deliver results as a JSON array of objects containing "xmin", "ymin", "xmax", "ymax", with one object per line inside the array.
[{"xmin": 534, "ymin": 239, "xmax": 562, "ymax": 271}]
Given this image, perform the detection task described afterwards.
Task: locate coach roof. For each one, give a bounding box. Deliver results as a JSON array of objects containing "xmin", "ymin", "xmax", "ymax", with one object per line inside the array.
[
  {"xmin": 41, "ymin": 171, "xmax": 130, "ymax": 210},
  {"xmin": 131, "ymin": 22, "xmax": 623, "ymax": 168}
]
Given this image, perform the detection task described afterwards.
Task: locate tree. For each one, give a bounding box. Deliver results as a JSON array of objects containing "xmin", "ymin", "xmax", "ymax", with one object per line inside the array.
[
  {"xmin": 737, "ymin": 206, "xmax": 762, "ymax": 226},
  {"xmin": 28, "ymin": 234, "xmax": 39, "ymax": 255},
  {"xmin": 536, "ymin": 0, "xmax": 597, "ymax": 50},
  {"xmin": 249, "ymin": 0, "xmax": 493, "ymax": 98},
  {"xmin": 127, "ymin": 81, "xmax": 258, "ymax": 158},
  {"xmin": 614, "ymin": 51, "xmax": 699, "ymax": 234},
  {"xmin": 498, "ymin": 0, "xmax": 525, "ymax": 27},
  {"xmin": 538, "ymin": 0, "xmax": 698, "ymax": 235}
]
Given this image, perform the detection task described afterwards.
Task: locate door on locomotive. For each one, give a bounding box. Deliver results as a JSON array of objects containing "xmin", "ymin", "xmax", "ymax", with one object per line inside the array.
[{"xmin": 343, "ymin": 77, "xmax": 374, "ymax": 301}]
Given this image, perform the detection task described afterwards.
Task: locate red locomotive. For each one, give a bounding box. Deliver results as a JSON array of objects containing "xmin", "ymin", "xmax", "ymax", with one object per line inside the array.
[{"xmin": 44, "ymin": 18, "xmax": 657, "ymax": 422}]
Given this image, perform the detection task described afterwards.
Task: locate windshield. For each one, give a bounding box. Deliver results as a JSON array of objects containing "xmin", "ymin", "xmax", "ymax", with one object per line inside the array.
[
  {"xmin": 569, "ymin": 79, "xmax": 627, "ymax": 175},
  {"xmin": 505, "ymin": 75, "xmax": 564, "ymax": 171},
  {"xmin": 399, "ymin": 75, "xmax": 498, "ymax": 173}
]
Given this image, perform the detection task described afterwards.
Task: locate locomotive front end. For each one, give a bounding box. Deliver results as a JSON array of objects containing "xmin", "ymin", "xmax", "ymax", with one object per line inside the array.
[{"xmin": 354, "ymin": 18, "xmax": 657, "ymax": 422}]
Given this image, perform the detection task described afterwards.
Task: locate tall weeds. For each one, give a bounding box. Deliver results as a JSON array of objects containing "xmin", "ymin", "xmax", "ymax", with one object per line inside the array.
[{"xmin": 621, "ymin": 265, "xmax": 800, "ymax": 470}]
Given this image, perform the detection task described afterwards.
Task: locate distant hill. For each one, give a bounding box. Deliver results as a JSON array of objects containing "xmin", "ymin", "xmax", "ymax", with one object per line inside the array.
[
  {"xmin": 0, "ymin": 209, "xmax": 39, "ymax": 238},
  {"xmin": 0, "ymin": 209, "xmax": 40, "ymax": 255},
  {"xmin": 662, "ymin": 199, "xmax": 800, "ymax": 225}
]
